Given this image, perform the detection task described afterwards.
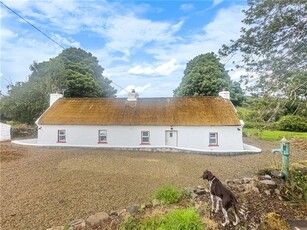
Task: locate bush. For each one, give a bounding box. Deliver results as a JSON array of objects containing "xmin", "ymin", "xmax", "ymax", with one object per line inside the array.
[
  {"xmin": 151, "ymin": 185, "xmax": 182, "ymax": 205},
  {"xmin": 284, "ymin": 168, "xmax": 307, "ymax": 202},
  {"xmin": 120, "ymin": 208, "xmax": 204, "ymax": 230},
  {"xmin": 160, "ymin": 208, "xmax": 204, "ymax": 230},
  {"xmin": 277, "ymin": 115, "xmax": 307, "ymax": 132}
]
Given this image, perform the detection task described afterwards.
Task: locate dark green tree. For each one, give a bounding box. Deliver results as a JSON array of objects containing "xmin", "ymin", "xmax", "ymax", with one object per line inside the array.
[
  {"xmin": 219, "ymin": 0, "xmax": 306, "ymax": 114},
  {"xmin": 174, "ymin": 53, "xmax": 245, "ymax": 106},
  {"xmin": 0, "ymin": 47, "xmax": 116, "ymax": 124}
]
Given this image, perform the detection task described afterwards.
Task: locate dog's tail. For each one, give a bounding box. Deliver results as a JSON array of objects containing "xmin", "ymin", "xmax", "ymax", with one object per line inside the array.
[{"xmin": 232, "ymin": 196, "xmax": 245, "ymax": 216}]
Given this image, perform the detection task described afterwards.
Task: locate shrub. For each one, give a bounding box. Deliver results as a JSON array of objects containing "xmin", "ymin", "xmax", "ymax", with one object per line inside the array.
[
  {"xmin": 160, "ymin": 208, "xmax": 204, "ymax": 230},
  {"xmin": 120, "ymin": 208, "xmax": 204, "ymax": 230},
  {"xmin": 120, "ymin": 217, "xmax": 140, "ymax": 230},
  {"xmin": 284, "ymin": 168, "xmax": 307, "ymax": 202},
  {"xmin": 261, "ymin": 212, "xmax": 290, "ymax": 230},
  {"xmin": 151, "ymin": 185, "xmax": 182, "ymax": 205},
  {"xmin": 277, "ymin": 115, "xmax": 307, "ymax": 132}
]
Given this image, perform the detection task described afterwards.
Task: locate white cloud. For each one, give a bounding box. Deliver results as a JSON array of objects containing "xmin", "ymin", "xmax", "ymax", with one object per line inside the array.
[
  {"xmin": 213, "ymin": 0, "xmax": 224, "ymax": 6},
  {"xmin": 128, "ymin": 59, "xmax": 179, "ymax": 76},
  {"xmin": 180, "ymin": 4, "xmax": 194, "ymax": 12},
  {"xmin": 51, "ymin": 33, "xmax": 80, "ymax": 48},
  {"xmin": 98, "ymin": 16, "xmax": 181, "ymax": 58},
  {"xmin": 117, "ymin": 83, "xmax": 151, "ymax": 97}
]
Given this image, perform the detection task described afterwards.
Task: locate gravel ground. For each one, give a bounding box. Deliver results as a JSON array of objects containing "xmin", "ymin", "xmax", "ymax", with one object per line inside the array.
[{"xmin": 0, "ymin": 137, "xmax": 306, "ymax": 230}]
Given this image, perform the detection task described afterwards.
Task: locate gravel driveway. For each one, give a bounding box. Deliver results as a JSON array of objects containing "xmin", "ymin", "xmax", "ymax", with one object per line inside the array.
[{"xmin": 0, "ymin": 137, "xmax": 306, "ymax": 230}]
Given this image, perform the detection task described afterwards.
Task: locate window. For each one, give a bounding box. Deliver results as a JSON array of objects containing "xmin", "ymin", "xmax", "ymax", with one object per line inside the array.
[
  {"xmin": 209, "ymin": 132, "xmax": 218, "ymax": 146},
  {"xmin": 141, "ymin": 131, "xmax": 150, "ymax": 144},
  {"xmin": 58, "ymin": 130, "xmax": 66, "ymax": 143},
  {"xmin": 98, "ymin": 130, "xmax": 107, "ymax": 143}
]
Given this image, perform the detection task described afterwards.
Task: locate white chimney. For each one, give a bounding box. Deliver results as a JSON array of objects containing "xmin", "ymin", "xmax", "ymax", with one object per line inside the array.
[
  {"xmin": 127, "ymin": 89, "xmax": 138, "ymax": 101},
  {"xmin": 218, "ymin": 89, "xmax": 230, "ymax": 100},
  {"xmin": 50, "ymin": 93, "xmax": 63, "ymax": 107}
]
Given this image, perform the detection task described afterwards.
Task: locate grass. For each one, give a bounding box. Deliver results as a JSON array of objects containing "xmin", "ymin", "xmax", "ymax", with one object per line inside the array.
[
  {"xmin": 151, "ymin": 185, "xmax": 182, "ymax": 205},
  {"xmin": 120, "ymin": 208, "xmax": 203, "ymax": 230},
  {"xmin": 244, "ymin": 128, "xmax": 307, "ymax": 141}
]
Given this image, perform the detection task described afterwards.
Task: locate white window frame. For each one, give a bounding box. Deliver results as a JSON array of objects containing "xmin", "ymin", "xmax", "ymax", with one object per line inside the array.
[
  {"xmin": 209, "ymin": 132, "xmax": 218, "ymax": 146},
  {"xmin": 98, "ymin": 130, "xmax": 107, "ymax": 143},
  {"xmin": 141, "ymin": 131, "xmax": 150, "ymax": 144},
  {"xmin": 58, "ymin": 130, "xmax": 66, "ymax": 143}
]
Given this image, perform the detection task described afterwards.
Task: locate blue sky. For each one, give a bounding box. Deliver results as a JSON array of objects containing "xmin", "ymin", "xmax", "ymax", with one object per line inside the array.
[{"xmin": 1, "ymin": 0, "xmax": 247, "ymax": 97}]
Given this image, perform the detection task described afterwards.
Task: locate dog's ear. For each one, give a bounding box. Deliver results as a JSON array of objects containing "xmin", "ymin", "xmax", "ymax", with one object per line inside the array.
[
  {"xmin": 200, "ymin": 170, "xmax": 208, "ymax": 179},
  {"xmin": 207, "ymin": 171, "xmax": 215, "ymax": 180}
]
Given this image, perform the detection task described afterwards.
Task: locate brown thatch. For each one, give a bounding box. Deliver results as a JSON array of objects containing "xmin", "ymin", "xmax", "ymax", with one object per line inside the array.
[{"xmin": 37, "ymin": 97, "xmax": 241, "ymax": 126}]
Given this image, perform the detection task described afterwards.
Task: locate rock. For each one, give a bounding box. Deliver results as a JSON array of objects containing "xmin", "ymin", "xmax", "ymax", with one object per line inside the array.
[
  {"xmin": 259, "ymin": 179, "xmax": 277, "ymax": 188},
  {"xmin": 152, "ymin": 199, "xmax": 160, "ymax": 207},
  {"xmin": 225, "ymin": 179, "xmax": 234, "ymax": 185},
  {"xmin": 291, "ymin": 161, "xmax": 307, "ymax": 175},
  {"xmin": 86, "ymin": 212, "xmax": 109, "ymax": 226},
  {"xmin": 271, "ymin": 170, "xmax": 281, "ymax": 178},
  {"xmin": 118, "ymin": 209, "xmax": 126, "ymax": 216},
  {"xmin": 197, "ymin": 185, "xmax": 205, "ymax": 190},
  {"xmin": 243, "ymin": 184, "xmax": 253, "ymax": 193},
  {"xmin": 140, "ymin": 204, "xmax": 146, "ymax": 210},
  {"xmin": 288, "ymin": 220, "xmax": 307, "ymax": 229},
  {"xmin": 242, "ymin": 177, "xmax": 253, "ymax": 184},
  {"xmin": 185, "ymin": 187, "xmax": 195, "ymax": 194},
  {"xmin": 194, "ymin": 188, "xmax": 206, "ymax": 195},
  {"xmin": 261, "ymin": 174, "xmax": 272, "ymax": 180},
  {"xmin": 191, "ymin": 193, "xmax": 198, "ymax": 199},
  {"xmin": 264, "ymin": 190, "xmax": 271, "ymax": 196},
  {"xmin": 275, "ymin": 189, "xmax": 280, "ymax": 195},
  {"xmin": 252, "ymin": 186, "xmax": 260, "ymax": 193},
  {"xmin": 234, "ymin": 179, "xmax": 243, "ymax": 184},
  {"xmin": 110, "ymin": 211, "xmax": 118, "ymax": 216},
  {"xmin": 68, "ymin": 219, "xmax": 86, "ymax": 228},
  {"xmin": 127, "ymin": 205, "xmax": 139, "ymax": 215}
]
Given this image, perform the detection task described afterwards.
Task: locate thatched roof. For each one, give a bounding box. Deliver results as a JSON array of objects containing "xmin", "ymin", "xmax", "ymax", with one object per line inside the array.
[{"xmin": 37, "ymin": 97, "xmax": 241, "ymax": 126}]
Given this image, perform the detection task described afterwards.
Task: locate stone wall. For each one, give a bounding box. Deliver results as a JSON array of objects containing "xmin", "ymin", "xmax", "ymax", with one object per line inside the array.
[{"xmin": 11, "ymin": 127, "xmax": 38, "ymax": 139}]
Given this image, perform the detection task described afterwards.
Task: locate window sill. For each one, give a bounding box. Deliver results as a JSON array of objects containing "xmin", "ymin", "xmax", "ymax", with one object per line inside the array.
[
  {"xmin": 57, "ymin": 141, "xmax": 66, "ymax": 143},
  {"xmin": 140, "ymin": 143, "xmax": 151, "ymax": 145},
  {"xmin": 208, "ymin": 144, "xmax": 219, "ymax": 147},
  {"xmin": 98, "ymin": 142, "xmax": 108, "ymax": 144}
]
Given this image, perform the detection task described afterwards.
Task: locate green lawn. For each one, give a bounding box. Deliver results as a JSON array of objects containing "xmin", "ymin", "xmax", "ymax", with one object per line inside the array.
[{"xmin": 244, "ymin": 128, "xmax": 307, "ymax": 141}]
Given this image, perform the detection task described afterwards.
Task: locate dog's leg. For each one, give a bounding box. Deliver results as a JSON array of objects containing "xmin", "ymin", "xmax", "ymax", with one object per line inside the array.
[
  {"xmin": 221, "ymin": 208, "xmax": 230, "ymax": 226},
  {"xmin": 233, "ymin": 212, "xmax": 240, "ymax": 226},
  {"xmin": 210, "ymin": 195, "xmax": 215, "ymax": 212},
  {"xmin": 215, "ymin": 197, "xmax": 221, "ymax": 213}
]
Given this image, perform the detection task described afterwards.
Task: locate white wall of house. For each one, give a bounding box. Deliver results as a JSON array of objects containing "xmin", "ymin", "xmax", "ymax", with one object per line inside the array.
[
  {"xmin": 0, "ymin": 123, "xmax": 11, "ymax": 141},
  {"xmin": 37, "ymin": 125, "xmax": 244, "ymax": 151}
]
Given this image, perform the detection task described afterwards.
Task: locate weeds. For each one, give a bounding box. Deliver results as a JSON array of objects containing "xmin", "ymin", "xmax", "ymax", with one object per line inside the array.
[
  {"xmin": 120, "ymin": 208, "xmax": 203, "ymax": 230},
  {"xmin": 151, "ymin": 185, "xmax": 182, "ymax": 205},
  {"xmin": 284, "ymin": 168, "xmax": 307, "ymax": 203}
]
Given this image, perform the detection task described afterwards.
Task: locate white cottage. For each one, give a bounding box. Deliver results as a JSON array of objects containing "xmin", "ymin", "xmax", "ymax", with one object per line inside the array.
[
  {"xmin": 0, "ymin": 122, "xmax": 11, "ymax": 141},
  {"xmin": 36, "ymin": 92, "xmax": 245, "ymax": 152}
]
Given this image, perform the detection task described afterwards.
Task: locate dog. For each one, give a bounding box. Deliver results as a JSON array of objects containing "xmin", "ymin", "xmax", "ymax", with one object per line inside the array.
[{"xmin": 201, "ymin": 170, "xmax": 241, "ymax": 226}]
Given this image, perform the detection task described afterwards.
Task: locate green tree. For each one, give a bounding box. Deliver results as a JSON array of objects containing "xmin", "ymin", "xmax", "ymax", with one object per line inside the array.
[
  {"xmin": 0, "ymin": 47, "xmax": 116, "ymax": 124},
  {"xmin": 219, "ymin": 0, "xmax": 306, "ymax": 112},
  {"xmin": 174, "ymin": 53, "xmax": 245, "ymax": 106}
]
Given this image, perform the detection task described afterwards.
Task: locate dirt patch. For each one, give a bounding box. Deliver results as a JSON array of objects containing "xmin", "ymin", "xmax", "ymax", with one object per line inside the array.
[
  {"xmin": 0, "ymin": 137, "xmax": 306, "ymax": 230},
  {"xmin": 0, "ymin": 141, "xmax": 24, "ymax": 162}
]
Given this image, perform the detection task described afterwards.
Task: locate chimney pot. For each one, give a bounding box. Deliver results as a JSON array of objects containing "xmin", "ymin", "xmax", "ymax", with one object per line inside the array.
[
  {"xmin": 127, "ymin": 89, "xmax": 138, "ymax": 101},
  {"xmin": 218, "ymin": 90, "xmax": 230, "ymax": 100},
  {"xmin": 50, "ymin": 93, "xmax": 63, "ymax": 106}
]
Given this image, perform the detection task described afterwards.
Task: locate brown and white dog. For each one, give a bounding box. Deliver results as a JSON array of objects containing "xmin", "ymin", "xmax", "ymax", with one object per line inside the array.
[{"xmin": 201, "ymin": 170, "xmax": 241, "ymax": 226}]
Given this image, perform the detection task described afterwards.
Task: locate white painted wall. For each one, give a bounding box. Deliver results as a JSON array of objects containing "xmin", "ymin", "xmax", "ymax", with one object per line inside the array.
[
  {"xmin": 37, "ymin": 125, "xmax": 244, "ymax": 151},
  {"xmin": 0, "ymin": 123, "xmax": 11, "ymax": 141}
]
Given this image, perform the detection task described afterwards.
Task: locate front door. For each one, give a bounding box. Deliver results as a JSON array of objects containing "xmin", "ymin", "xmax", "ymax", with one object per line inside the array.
[{"xmin": 165, "ymin": 130, "xmax": 178, "ymax": 147}]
